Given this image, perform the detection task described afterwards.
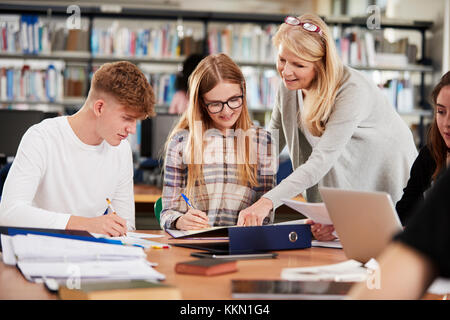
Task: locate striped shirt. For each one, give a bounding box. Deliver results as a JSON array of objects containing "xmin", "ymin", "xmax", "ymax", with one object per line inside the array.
[{"xmin": 160, "ymin": 126, "xmax": 276, "ymax": 230}]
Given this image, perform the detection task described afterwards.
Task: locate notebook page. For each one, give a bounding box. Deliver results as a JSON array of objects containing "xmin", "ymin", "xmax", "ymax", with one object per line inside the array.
[{"xmin": 11, "ymin": 234, "xmax": 146, "ymax": 262}]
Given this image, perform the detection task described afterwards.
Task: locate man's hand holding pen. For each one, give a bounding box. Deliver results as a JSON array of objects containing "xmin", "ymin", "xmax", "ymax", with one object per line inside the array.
[{"xmin": 66, "ymin": 214, "xmax": 127, "ymax": 237}]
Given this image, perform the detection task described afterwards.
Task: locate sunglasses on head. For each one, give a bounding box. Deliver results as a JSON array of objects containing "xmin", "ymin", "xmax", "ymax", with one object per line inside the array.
[{"xmin": 284, "ymin": 16, "xmax": 323, "ymax": 36}]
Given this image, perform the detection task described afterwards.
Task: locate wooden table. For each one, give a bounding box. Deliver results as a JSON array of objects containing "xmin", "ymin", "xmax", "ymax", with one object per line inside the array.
[
  {"xmin": 0, "ymin": 230, "xmax": 345, "ymax": 300},
  {"xmin": 151, "ymin": 232, "xmax": 348, "ymax": 300},
  {"xmin": 134, "ymin": 184, "xmax": 161, "ymax": 204},
  {"xmin": 0, "ymin": 230, "xmax": 445, "ymax": 300}
]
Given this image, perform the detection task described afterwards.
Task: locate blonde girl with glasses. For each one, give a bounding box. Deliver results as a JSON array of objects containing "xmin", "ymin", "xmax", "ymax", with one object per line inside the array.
[
  {"xmin": 238, "ymin": 13, "xmax": 418, "ymax": 240},
  {"xmin": 160, "ymin": 53, "xmax": 276, "ymax": 231}
]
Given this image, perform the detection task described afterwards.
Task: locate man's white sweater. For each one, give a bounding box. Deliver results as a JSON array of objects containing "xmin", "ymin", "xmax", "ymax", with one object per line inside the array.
[{"xmin": 0, "ymin": 116, "xmax": 135, "ymax": 230}]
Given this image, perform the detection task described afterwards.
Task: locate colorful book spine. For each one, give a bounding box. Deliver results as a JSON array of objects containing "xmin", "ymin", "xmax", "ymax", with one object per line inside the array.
[
  {"xmin": 207, "ymin": 23, "xmax": 277, "ymax": 63},
  {"xmin": 0, "ymin": 61, "xmax": 64, "ymax": 103},
  {"xmin": 91, "ymin": 23, "xmax": 194, "ymax": 58}
]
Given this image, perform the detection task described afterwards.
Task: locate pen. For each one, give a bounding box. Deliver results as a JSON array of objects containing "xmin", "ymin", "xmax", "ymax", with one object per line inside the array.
[
  {"xmin": 106, "ymin": 198, "xmax": 127, "ymax": 236},
  {"xmin": 151, "ymin": 245, "xmax": 170, "ymax": 249},
  {"xmin": 106, "ymin": 198, "xmax": 116, "ymax": 214},
  {"xmin": 181, "ymin": 193, "xmax": 210, "ymax": 228},
  {"xmin": 181, "ymin": 193, "xmax": 195, "ymax": 209}
]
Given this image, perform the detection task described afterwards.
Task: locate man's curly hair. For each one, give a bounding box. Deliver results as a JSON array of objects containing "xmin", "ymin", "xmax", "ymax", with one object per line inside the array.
[{"xmin": 91, "ymin": 61, "xmax": 156, "ymax": 118}]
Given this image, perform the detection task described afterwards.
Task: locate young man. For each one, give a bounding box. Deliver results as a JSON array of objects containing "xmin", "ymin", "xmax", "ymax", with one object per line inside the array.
[{"xmin": 0, "ymin": 61, "xmax": 155, "ymax": 236}]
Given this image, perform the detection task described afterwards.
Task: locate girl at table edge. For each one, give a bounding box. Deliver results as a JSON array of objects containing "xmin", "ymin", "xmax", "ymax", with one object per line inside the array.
[
  {"xmin": 237, "ymin": 13, "xmax": 417, "ymax": 238},
  {"xmin": 349, "ymin": 166, "xmax": 450, "ymax": 300},
  {"xmin": 160, "ymin": 53, "xmax": 276, "ymax": 230},
  {"xmin": 395, "ymin": 70, "xmax": 450, "ymax": 226}
]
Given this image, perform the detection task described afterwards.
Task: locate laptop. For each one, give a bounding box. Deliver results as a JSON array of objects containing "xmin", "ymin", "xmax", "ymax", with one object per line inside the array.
[{"xmin": 319, "ymin": 187, "xmax": 403, "ymax": 263}]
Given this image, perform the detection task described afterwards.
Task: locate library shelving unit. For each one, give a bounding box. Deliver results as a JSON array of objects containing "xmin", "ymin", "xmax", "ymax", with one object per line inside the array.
[
  {"xmin": 324, "ymin": 16, "xmax": 435, "ymax": 147},
  {"xmin": 0, "ymin": 4, "xmax": 435, "ymax": 146}
]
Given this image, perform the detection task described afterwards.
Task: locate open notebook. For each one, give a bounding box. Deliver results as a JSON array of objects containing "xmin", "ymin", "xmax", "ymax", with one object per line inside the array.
[{"xmin": 166, "ymin": 225, "xmax": 233, "ymax": 239}]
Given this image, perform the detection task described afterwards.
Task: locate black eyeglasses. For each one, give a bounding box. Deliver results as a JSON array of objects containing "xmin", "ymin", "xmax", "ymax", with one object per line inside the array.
[
  {"xmin": 284, "ymin": 16, "xmax": 323, "ymax": 36},
  {"xmin": 203, "ymin": 95, "xmax": 244, "ymax": 114}
]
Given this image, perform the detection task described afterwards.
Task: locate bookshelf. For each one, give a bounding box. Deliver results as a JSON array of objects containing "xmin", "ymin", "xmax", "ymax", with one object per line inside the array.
[{"xmin": 0, "ymin": 4, "xmax": 436, "ymax": 146}]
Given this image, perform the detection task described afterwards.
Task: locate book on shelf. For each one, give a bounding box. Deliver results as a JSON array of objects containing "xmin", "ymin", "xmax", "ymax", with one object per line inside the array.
[
  {"xmin": 59, "ymin": 280, "xmax": 181, "ymax": 300},
  {"xmin": 64, "ymin": 66, "xmax": 87, "ymax": 97},
  {"xmin": 379, "ymin": 77, "xmax": 414, "ymax": 113},
  {"xmin": 65, "ymin": 29, "xmax": 89, "ymax": 52},
  {"xmin": 242, "ymin": 68, "xmax": 279, "ymax": 109},
  {"xmin": 333, "ymin": 25, "xmax": 420, "ymax": 68},
  {"xmin": 179, "ymin": 35, "xmax": 203, "ymax": 57},
  {"xmin": 91, "ymin": 22, "xmax": 203, "ymax": 59},
  {"xmin": 0, "ymin": 14, "xmax": 88, "ymax": 55},
  {"xmin": 0, "ymin": 59, "xmax": 64, "ymax": 102},
  {"xmin": 208, "ymin": 23, "xmax": 277, "ymax": 64},
  {"xmin": 143, "ymin": 72, "xmax": 176, "ymax": 106}
]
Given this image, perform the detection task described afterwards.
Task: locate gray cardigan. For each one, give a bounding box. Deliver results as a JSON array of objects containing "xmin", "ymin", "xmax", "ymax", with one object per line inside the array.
[{"xmin": 264, "ymin": 66, "xmax": 418, "ymax": 209}]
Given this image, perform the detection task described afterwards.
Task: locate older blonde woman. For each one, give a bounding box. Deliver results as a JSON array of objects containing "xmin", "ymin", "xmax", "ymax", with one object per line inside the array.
[{"xmin": 238, "ymin": 14, "xmax": 418, "ymax": 239}]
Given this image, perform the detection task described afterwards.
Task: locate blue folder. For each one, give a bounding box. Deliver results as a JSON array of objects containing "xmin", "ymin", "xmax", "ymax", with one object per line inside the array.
[
  {"xmin": 174, "ymin": 224, "xmax": 312, "ymax": 254},
  {"xmin": 228, "ymin": 224, "xmax": 311, "ymax": 253},
  {"xmin": 0, "ymin": 226, "xmax": 122, "ymax": 252}
]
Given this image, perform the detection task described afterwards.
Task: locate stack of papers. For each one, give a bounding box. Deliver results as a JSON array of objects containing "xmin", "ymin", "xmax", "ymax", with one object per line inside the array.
[
  {"xmin": 90, "ymin": 232, "xmax": 169, "ymax": 249},
  {"xmin": 311, "ymin": 240, "xmax": 343, "ymax": 249},
  {"xmin": 281, "ymin": 199, "xmax": 338, "ymax": 238},
  {"xmin": 281, "ymin": 260, "xmax": 369, "ymax": 282},
  {"xmin": 8, "ymin": 233, "xmax": 146, "ymax": 262},
  {"xmin": 281, "ymin": 199, "xmax": 332, "ymax": 225},
  {"xmin": 124, "ymin": 232, "xmax": 164, "ymax": 239},
  {"xmin": 1, "ymin": 234, "xmax": 165, "ymax": 283},
  {"xmin": 281, "ymin": 258, "xmax": 450, "ymax": 296}
]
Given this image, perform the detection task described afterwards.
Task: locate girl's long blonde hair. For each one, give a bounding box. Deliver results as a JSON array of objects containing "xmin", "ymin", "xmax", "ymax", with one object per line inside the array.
[
  {"xmin": 165, "ymin": 53, "xmax": 258, "ymax": 196},
  {"xmin": 273, "ymin": 13, "xmax": 344, "ymax": 136}
]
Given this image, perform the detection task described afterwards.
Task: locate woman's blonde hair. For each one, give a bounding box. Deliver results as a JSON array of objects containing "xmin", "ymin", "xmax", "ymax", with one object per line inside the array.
[
  {"xmin": 165, "ymin": 53, "xmax": 258, "ymax": 196},
  {"xmin": 273, "ymin": 13, "xmax": 344, "ymax": 136}
]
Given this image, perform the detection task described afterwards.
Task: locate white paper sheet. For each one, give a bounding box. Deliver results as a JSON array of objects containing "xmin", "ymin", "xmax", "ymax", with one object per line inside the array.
[
  {"xmin": 3, "ymin": 233, "xmax": 165, "ymax": 284},
  {"xmin": 274, "ymin": 219, "xmax": 308, "ymax": 225},
  {"xmin": 281, "ymin": 259, "xmax": 368, "ymax": 282},
  {"xmin": 1, "ymin": 234, "xmax": 17, "ymax": 265},
  {"xmin": 311, "ymin": 240, "xmax": 343, "ymax": 249},
  {"xmin": 17, "ymin": 259, "xmax": 165, "ymax": 281},
  {"xmin": 10, "ymin": 234, "xmax": 146, "ymax": 262},
  {"xmin": 109, "ymin": 236, "xmax": 170, "ymax": 249},
  {"xmin": 281, "ymin": 199, "xmax": 332, "ymax": 225},
  {"xmin": 125, "ymin": 232, "xmax": 164, "ymax": 239},
  {"xmin": 428, "ymin": 278, "xmax": 450, "ymax": 295}
]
